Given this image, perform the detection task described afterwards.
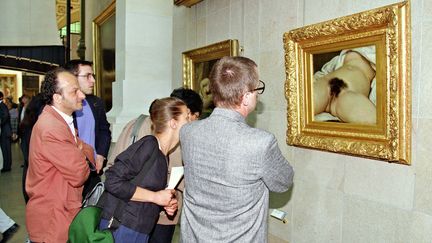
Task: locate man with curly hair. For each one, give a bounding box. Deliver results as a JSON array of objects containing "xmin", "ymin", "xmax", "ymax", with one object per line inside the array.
[{"xmin": 26, "ymin": 68, "xmax": 95, "ymax": 243}]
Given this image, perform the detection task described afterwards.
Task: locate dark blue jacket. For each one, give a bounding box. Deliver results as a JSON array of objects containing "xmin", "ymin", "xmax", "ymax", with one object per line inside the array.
[
  {"xmin": 74, "ymin": 95, "xmax": 112, "ymax": 197},
  {"xmin": 0, "ymin": 101, "xmax": 11, "ymax": 137}
]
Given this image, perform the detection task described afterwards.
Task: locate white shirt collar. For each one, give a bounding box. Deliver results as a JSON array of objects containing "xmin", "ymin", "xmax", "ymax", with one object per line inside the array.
[
  {"xmin": 51, "ymin": 105, "xmax": 74, "ymax": 125},
  {"xmin": 51, "ymin": 105, "xmax": 76, "ymax": 141}
]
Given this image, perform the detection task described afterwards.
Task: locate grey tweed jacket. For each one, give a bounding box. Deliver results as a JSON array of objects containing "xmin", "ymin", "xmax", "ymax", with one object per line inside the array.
[{"xmin": 180, "ymin": 108, "xmax": 294, "ymax": 243}]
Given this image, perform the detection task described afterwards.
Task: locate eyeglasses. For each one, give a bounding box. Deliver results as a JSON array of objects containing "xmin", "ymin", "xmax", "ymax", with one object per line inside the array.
[
  {"xmin": 77, "ymin": 73, "xmax": 96, "ymax": 79},
  {"xmin": 251, "ymin": 80, "xmax": 265, "ymax": 94}
]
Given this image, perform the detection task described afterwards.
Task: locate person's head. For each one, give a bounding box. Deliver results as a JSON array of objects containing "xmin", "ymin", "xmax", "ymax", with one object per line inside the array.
[
  {"xmin": 0, "ymin": 91, "xmax": 4, "ymax": 100},
  {"xmin": 20, "ymin": 94, "xmax": 30, "ymax": 106},
  {"xmin": 170, "ymin": 88, "xmax": 203, "ymax": 121},
  {"xmin": 21, "ymin": 93, "xmax": 44, "ymax": 128},
  {"xmin": 64, "ymin": 60, "xmax": 95, "ymax": 95},
  {"xmin": 149, "ymin": 97, "xmax": 188, "ymax": 139},
  {"xmin": 5, "ymin": 97, "xmax": 12, "ymax": 110},
  {"xmin": 41, "ymin": 68, "xmax": 85, "ymax": 115},
  {"xmin": 6, "ymin": 97, "xmax": 17, "ymax": 109},
  {"xmin": 209, "ymin": 56, "xmax": 261, "ymax": 113}
]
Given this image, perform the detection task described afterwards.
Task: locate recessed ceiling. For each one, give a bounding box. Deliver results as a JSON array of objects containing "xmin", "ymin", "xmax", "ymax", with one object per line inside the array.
[{"xmin": 56, "ymin": 0, "xmax": 81, "ymax": 29}]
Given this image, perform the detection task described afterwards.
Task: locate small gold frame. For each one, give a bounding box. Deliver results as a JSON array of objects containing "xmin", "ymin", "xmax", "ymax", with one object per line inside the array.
[
  {"xmin": 0, "ymin": 74, "xmax": 18, "ymax": 103},
  {"xmin": 283, "ymin": 1, "xmax": 411, "ymax": 164},
  {"xmin": 182, "ymin": 39, "xmax": 239, "ymax": 90},
  {"xmin": 182, "ymin": 39, "xmax": 239, "ymax": 117},
  {"xmin": 174, "ymin": 0, "xmax": 203, "ymax": 7}
]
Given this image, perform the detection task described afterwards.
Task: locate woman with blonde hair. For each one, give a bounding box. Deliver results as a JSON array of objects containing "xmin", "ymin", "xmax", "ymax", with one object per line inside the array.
[{"xmin": 99, "ymin": 97, "xmax": 190, "ymax": 243}]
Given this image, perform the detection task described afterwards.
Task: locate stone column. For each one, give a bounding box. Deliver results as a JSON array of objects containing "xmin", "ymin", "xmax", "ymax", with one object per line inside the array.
[{"xmin": 108, "ymin": 0, "xmax": 173, "ymax": 141}]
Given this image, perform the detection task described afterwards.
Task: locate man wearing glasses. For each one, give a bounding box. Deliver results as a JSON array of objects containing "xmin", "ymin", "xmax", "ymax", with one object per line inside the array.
[
  {"xmin": 65, "ymin": 60, "xmax": 112, "ymax": 198},
  {"xmin": 179, "ymin": 56, "xmax": 294, "ymax": 242}
]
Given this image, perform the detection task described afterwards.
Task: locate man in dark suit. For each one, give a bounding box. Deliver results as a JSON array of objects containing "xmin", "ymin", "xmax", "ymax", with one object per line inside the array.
[
  {"xmin": 18, "ymin": 94, "xmax": 30, "ymax": 164},
  {"xmin": 18, "ymin": 94, "xmax": 30, "ymax": 131},
  {"xmin": 0, "ymin": 91, "xmax": 12, "ymax": 172},
  {"xmin": 65, "ymin": 60, "xmax": 112, "ymax": 197}
]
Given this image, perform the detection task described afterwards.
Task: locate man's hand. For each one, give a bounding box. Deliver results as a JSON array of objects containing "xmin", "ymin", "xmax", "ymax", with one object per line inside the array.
[{"xmin": 95, "ymin": 154, "xmax": 104, "ymax": 173}]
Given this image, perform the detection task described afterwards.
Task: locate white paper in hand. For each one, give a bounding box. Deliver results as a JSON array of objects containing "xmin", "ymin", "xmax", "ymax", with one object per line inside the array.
[{"xmin": 167, "ymin": 166, "xmax": 184, "ymax": 189}]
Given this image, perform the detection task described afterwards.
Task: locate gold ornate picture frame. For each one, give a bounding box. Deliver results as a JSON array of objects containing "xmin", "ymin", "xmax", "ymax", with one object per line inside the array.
[
  {"xmin": 283, "ymin": 1, "xmax": 411, "ymax": 164},
  {"xmin": 182, "ymin": 39, "xmax": 239, "ymax": 117},
  {"xmin": 174, "ymin": 0, "xmax": 203, "ymax": 7}
]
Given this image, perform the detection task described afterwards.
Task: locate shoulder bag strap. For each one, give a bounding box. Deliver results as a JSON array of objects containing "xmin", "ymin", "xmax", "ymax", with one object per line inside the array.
[{"xmin": 130, "ymin": 114, "xmax": 149, "ymax": 144}]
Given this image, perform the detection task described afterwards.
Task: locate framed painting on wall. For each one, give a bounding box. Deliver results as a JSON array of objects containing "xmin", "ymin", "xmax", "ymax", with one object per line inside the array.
[
  {"xmin": 174, "ymin": 0, "xmax": 203, "ymax": 7},
  {"xmin": 182, "ymin": 39, "xmax": 239, "ymax": 118},
  {"xmin": 283, "ymin": 1, "xmax": 411, "ymax": 164},
  {"xmin": 0, "ymin": 74, "xmax": 17, "ymax": 103},
  {"xmin": 93, "ymin": 0, "xmax": 115, "ymax": 111}
]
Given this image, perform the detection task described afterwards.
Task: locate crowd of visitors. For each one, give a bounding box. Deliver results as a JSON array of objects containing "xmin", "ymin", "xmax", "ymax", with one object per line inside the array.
[{"xmin": 1, "ymin": 56, "xmax": 294, "ymax": 243}]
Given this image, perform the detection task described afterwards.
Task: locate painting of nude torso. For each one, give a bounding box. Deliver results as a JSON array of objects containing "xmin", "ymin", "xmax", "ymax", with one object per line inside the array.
[{"xmin": 312, "ymin": 45, "xmax": 377, "ymax": 125}]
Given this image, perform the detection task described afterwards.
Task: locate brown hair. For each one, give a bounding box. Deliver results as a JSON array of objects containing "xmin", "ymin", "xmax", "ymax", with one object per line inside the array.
[
  {"xmin": 41, "ymin": 67, "xmax": 69, "ymax": 105},
  {"xmin": 209, "ymin": 56, "xmax": 258, "ymax": 108},
  {"xmin": 64, "ymin": 59, "xmax": 93, "ymax": 75},
  {"xmin": 149, "ymin": 97, "xmax": 186, "ymax": 134}
]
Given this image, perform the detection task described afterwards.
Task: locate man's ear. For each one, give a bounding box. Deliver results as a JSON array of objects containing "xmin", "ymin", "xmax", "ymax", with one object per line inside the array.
[
  {"xmin": 53, "ymin": 93, "xmax": 62, "ymax": 104},
  {"xmin": 242, "ymin": 92, "xmax": 250, "ymax": 107}
]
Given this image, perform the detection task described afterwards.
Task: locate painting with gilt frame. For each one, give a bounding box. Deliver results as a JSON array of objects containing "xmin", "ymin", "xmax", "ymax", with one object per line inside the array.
[
  {"xmin": 283, "ymin": 1, "xmax": 411, "ymax": 164},
  {"xmin": 182, "ymin": 39, "xmax": 239, "ymax": 118}
]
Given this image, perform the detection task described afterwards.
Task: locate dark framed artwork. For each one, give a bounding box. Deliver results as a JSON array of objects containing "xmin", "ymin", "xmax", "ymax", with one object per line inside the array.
[{"xmin": 93, "ymin": 1, "xmax": 115, "ymax": 111}]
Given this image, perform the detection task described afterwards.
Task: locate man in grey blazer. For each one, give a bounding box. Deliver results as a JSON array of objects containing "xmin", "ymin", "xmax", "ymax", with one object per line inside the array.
[{"xmin": 180, "ymin": 56, "xmax": 294, "ymax": 242}]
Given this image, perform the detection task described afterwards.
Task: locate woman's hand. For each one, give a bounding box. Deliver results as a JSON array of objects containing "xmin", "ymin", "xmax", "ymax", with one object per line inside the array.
[
  {"xmin": 152, "ymin": 189, "xmax": 176, "ymax": 206},
  {"xmin": 131, "ymin": 188, "xmax": 175, "ymax": 205},
  {"xmin": 164, "ymin": 198, "xmax": 178, "ymax": 216}
]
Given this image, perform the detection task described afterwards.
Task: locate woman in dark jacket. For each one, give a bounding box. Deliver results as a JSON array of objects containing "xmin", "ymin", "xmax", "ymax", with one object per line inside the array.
[{"xmin": 99, "ymin": 97, "xmax": 190, "ymax": 242}]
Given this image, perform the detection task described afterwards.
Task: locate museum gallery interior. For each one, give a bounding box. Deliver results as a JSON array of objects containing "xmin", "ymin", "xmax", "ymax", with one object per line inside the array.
[{"xmin": 1, "ymin": 0, "xmax": 432, "ymax": 242}]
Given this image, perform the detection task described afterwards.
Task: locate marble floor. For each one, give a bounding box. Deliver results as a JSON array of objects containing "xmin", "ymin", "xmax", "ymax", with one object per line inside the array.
[{"xmin": 0, "ymin": 143, "xmax": 27, "ymax": 243}]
